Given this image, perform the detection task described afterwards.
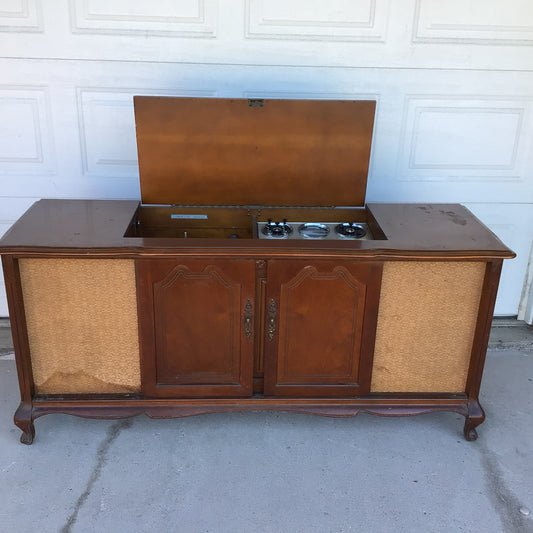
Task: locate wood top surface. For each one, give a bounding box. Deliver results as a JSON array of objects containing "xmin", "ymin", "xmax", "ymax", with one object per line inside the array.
[
  {"xmin": 134, "ymin": 97, "xmax": 375, "ymax": 207},
  {"xmin": 0, "ymin": 199, "xmax": 515, "ymax": 259}
]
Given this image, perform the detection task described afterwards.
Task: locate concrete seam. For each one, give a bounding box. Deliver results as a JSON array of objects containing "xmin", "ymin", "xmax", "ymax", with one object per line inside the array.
[
  {"xmin": 60, "ymin": 419, "xmax": 133, "ymax": 533},
  {"xmin": 480, "ymin": 440, "xmax": 533, "ymax": 533}
]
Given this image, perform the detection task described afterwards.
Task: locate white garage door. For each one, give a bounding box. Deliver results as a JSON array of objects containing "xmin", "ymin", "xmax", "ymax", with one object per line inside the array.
[{"xmin": 1, "ymin": 0, "xmax": 532, "ymax": 320}]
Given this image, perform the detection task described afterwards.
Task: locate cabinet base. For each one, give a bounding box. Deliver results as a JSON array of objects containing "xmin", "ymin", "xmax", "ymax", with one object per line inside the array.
[
  {"xmin": 463, "ymin": 399, "xmax": 486, "ymax": 441},
  {"xmin": 14, "ymin": 402, "xmax": 35, "ymax": 445},
  {"xmin": 13, "ymin": 395, "xmax": 485, "ymax": 444}
]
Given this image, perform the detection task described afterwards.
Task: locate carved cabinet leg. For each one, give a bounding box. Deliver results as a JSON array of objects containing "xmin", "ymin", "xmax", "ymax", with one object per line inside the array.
[
  {"xmin": 463, "ymin": 399, "xmax": 485, "ymax": 441},
  {"xmin": 14, "ymin": 402, "xmax": 35, "ymax": 445}
]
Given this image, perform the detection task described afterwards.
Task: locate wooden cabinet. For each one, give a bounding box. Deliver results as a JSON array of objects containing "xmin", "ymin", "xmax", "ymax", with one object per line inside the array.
[
  {"xmin": 137, "ymin": 258, "xmax": 382, "ymax": 400},
  {"xmin": 263, "ymin": 260, "xmax": 382, "ymax": 397},
  {"xmin": 0, "ymin": 90, "xmax": 516, "ymax": 444},
  {"xmin": 137, "ymin": 259, "xmax": 255, "ymax": 398},
  {"xmin": 0, "ymin": 200, "xmax": 516, "ymax": 444}
]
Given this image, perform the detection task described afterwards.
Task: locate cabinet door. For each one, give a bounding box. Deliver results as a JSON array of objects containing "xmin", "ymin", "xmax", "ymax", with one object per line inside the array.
[
  {"xmin": 137, "ymin": 259, "xmax": 255, "ymax": 398},
  {"xmin": 264, "ymin": 260, "xmax": 382, "ymax": 397}
]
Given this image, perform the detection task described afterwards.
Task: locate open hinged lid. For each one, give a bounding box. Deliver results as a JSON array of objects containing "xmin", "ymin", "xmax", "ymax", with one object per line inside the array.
[{"xmin": 134, "ymin": 96, "xmax": 376, "ymax": 207}]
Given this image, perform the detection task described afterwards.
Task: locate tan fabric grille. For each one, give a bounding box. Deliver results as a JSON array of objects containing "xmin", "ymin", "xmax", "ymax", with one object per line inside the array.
[
  {"xmin": 371, "ymin": 261, "xmax": 485, "ymax": 393},
  {"xmin": 19, "ymin": 258, "xmax": 140, "ymax": 394}
]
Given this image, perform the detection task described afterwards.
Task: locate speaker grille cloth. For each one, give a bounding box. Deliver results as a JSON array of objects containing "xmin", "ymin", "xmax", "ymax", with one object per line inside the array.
[
  {"xmin": 19, "ymin": 258, "xmax": 140, "ymax": 394},
  {"xmin": 371, "ymin": 261, "xmax": 485, "ymax": 393}
]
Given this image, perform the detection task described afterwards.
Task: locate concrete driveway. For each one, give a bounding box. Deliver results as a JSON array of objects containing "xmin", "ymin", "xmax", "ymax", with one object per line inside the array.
[{"xmin": 0, "ymin": 326, "xmax": 531, "ymax": 533}]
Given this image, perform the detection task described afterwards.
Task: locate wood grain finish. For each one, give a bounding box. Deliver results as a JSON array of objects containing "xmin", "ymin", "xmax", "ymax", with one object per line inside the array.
[
  {"xmin": 30, "ymin": 396, "xmax": 470, "ymax": 423},
  {"xmin": 253, "ymin": 260, "xmax": 267, "ymax": 380},
  {"xmin": 264, "ymin": 260, "xmax": 382, "ymax": 397},
  {"xmin": 1, "ymin": 256, "xmax": 35, "ymax": 444},
  {"xmin": 137, "ymin": 259, "xmax": 255, "ymax": 398},
  {"xmin": 134, "ymin": 97, "xmax": 376, "ymax": 207},
  {"xmin": 0, "ymin": 201, "xmax": 514, "ymax": 443},
  {"xmin": 125, "ymin": 205, "xmax": 254, "ymax": 239},
  {"xmin": 0, "ymin": 200, "xmax": 515, "ymax": 259},
  {"xmin": 463, "ymin": 260, "xmax": 503, "ymax": 440},
  {"xmin": 0, "ymin": 94, "xmax": 515, "ymax": 443}
]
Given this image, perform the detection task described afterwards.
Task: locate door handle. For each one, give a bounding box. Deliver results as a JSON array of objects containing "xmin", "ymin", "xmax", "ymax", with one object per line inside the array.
[
  {"xmin": 267, "ymin": 299, "xmax": 277, "ymax": 341},
  {"xmin": 244, "ymin": 298, "xmax": 253, "ymax": 341}
]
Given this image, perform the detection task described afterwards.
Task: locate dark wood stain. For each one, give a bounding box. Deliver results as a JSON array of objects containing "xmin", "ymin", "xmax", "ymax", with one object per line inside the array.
[
  {"xmin": 0, "ymin": 200, "xmax": 515, "ymax": 259},
  {"xmin": 0, "ymin": 96, "xmax": 515, "ymax": 444},
  {"xmin": 134, "ymin": 97, "xmax": 375, "ymax": 207}
]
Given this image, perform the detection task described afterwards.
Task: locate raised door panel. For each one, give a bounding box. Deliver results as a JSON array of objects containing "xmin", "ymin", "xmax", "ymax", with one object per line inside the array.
[
  {"xmin": 137, "ymin": 259, "xmax": 255, "ymax": 398},
  {"xmin": 264, "ymin": 260, "xmax": 382, "ymax": 397}
]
